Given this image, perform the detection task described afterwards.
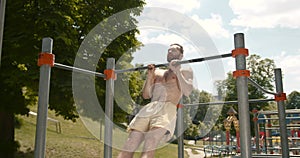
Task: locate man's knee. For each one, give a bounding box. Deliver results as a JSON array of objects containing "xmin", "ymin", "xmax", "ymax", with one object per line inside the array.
[
  {"xmin": 118, "ymin": 151, "xmax": 134, "ymax": 158},
  {"xmin": 144, "ymin": 128, "xmax": 167, "ymax": 145},
  {"xmin": 123, "ymin": 138, "xmax": 141, "ymax": 152}
]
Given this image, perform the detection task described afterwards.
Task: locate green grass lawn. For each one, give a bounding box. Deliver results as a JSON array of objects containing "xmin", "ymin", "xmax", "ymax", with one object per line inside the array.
[{"xmin": 15, "ymin": 108, "xmax": 187, "ymax": 158}]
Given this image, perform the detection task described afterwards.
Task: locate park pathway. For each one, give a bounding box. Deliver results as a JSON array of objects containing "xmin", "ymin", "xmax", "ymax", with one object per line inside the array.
[{"xmin": 184, "ymin": 148, "xmax": 205, "ymax": 158}]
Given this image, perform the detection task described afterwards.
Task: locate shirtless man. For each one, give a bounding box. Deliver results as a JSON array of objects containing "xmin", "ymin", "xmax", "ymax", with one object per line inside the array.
[{"xmin": 117, "ymin": 44, "xmax": 193, "ymax": 158}]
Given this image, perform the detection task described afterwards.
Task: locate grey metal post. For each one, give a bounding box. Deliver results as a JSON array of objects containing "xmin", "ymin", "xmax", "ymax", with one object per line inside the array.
[
  {"xmin": 177, "ymin": 101, "xmax": 184, "ymax": 158},
  {"xmin": 100, "ymin": 119, "xmax": 103, "ymax": 141},
  {"xmin": 104, "ymin": 58, "xmax": 115, "ymax": 158},
  {"xmin": 0, "ymin": 0, "xmax": 6, "ymax": 63},
  {"xmin": 234, "ymin": 33, "xmax": 252, "ymax": 157},
  {"xmin": 34, "ymin": 38, "xmax": 53, "ymax": 158},
  {"xmin": 253, "ymin": 110, "xmax": 260, "ymax": 154},
  {"xmin": 275, "ymin": 68, "xmax": 289, "ymax": 158},
  {"xmin": 266, "ymin": 115, "xmax": 272, "ymax": 154}
]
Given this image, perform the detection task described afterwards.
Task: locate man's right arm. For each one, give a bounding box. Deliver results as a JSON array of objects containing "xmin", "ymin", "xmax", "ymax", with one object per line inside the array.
[{"xmin": 142, "ymin": 64, "xmax": 155, "ymax": 99}]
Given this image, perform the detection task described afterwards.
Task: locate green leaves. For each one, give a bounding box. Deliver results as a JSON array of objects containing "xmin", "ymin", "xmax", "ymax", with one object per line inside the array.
[
  {"xmin": 2, "ymin": 0, "xmax": 146, "ymax": 155},
  {"xmin": 287, "ymin": 91, "xmax": 300, "ymax": 109}
]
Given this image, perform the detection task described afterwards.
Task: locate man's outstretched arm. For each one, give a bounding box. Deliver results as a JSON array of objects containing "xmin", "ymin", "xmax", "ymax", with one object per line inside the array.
[{"xmin": 142, "ymin": 64, "xmax": 155, "ymax": 99}]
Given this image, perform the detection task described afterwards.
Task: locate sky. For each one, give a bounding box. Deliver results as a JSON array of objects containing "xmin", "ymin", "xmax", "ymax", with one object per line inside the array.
[{"xmin": 129, "ymin": 0, "xmax": 300, "ymax": 96}]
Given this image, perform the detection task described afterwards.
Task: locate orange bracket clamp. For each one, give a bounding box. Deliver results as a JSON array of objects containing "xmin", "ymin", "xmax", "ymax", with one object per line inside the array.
[
  {"xmin": 38, "ymin": 52, "xmax": 55, "ymax": 67},
  {"xmin": 104, "ymin": 69, "xmax": 116, "ymax": 80},
  {"xmin": 177, "ymin": 104, "xmax": 184, "ymax": 109},
  {"xmin": 233, "ymin": 70, "xmax": 250, "ymax": 78},
  {"xmin": 253, "ymin": 117, "xmax": 258, "ymax": 122},
  {"xmin": 275, "ymin": 92, "xmax": 287, "ymax": 101},
  {"xmin": 232, "ymin": 48, "xmax": 249, "ymax": 58}
]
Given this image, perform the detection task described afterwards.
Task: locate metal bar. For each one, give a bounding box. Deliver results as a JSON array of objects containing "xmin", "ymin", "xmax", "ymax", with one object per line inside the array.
[
  {"xmin": 270, "ymin": 124, "xmax": 300, "ymax": 127},
  {"xmin": 258, "ymin": 117, "xmax": 300, "ymax": 120},
  {"xmin": 265, "ymin": 127, "xmax": 298, "ymax": 130},
  {"xmin": 184, "ymin": 98, "xmax": 274, "ymax": 106},
  {"xmin": 263, "ymin": 123, "xmax": 267, "ymax": 154},
  {"xmin": 248, "ymin": 78, "xmax": 277, "ymax": 95},
  {"xmin": 104, "ymin": 58, "xmax": 115, "ymax": 158},
  {"xmin": 115, "ymin": 53, "xmax": 232, "ymax": 74},
  {"xmin": 253, "ymin": 111, "xmax": 260, "ymax": 154},
  {"xmin": 253, "ymin": 155, "xmax": 300, "ymax": 158},
  {"xmin": 177, "ymin": 100, "xmax": 184, "ymax": 158},
  {"xmin": 54, "ymin": 63, "xmax": 105, "ymax": 78},
  {"xmin": 275, "ymin": 68, "xmax": 289, "ymax": 158},
  {"xmin": 266, "ymin": 115, "xmax": 272, "ymax": 154},
  {"xmin": 34, "ymin": 38, "xmax": 53, "ymax": 158},
  {"xmin": 234, "ymin": 33, "xmax": 252, "ymax": 158},
  {"xmin": 0, "ymin": 0, "xmax": 6, "ymax": 64},
  {"xmin": 258, "ymin": 109, "xmax": 300, "ymax": 115}
]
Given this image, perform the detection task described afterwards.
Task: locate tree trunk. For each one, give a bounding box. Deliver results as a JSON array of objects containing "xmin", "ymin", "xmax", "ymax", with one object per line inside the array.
[{"xmin": 0, "ymin": 111, "xmax": 15, "ymax": 158}]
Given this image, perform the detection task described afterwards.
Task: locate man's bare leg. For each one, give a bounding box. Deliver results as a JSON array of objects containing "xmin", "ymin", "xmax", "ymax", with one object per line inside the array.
[
  {"xmin": 141, "ymin": 127, "xmax": 167, "ymax": 158},
  {"xmin": 117, "ymin": 130, "xmax": 144, "ymax": 158}
]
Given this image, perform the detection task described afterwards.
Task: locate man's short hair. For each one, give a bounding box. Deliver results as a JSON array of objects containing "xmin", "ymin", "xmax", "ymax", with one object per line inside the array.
[{"xmin": 170, "ymin": 43, "xmax": 184, "ymax": 54}]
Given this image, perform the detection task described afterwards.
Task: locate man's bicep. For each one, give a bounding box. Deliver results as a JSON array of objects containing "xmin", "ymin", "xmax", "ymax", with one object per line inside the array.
[{"xmin": 182, "ymin": 69, "xmax": 193, "ymax": 81}]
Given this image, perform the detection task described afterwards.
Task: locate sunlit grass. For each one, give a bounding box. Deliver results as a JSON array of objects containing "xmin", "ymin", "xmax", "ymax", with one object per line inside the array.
[{"xmin": 15, "ymin": 108, "xmax": 186, "ymax": 158}]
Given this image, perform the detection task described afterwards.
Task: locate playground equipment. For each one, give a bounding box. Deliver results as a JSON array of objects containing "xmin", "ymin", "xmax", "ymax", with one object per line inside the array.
[
  {"xmin": 34, "ymin": 33, "xmax": 288, "ymax": 158},
  {"xmin": 253, "ymin": 109, "xmax": 300, "ymax": 156}
]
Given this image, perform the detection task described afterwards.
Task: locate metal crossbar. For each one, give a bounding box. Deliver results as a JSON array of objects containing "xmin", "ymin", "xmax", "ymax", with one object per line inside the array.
[
  {"xmin": 184, "ymin": 98, "xmax": 275, "ymax": 106},
  {"xmin": 115, "ymin": 53, "xmax": 232, "ymax": 74},
  {"xmin": 54, "ymin": 63, "xmax": 105, "ymax": 78}
]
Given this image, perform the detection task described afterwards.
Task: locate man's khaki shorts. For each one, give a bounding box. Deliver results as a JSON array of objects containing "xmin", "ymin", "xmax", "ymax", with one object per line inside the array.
[{"xmin": 128, "ymin": 101, "xmax": 177, "ymax": 135}]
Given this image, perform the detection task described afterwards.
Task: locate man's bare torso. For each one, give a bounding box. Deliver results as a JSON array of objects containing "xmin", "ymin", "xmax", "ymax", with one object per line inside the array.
[{"xmin": 151, "ymin": 69, "xmax": 183, "ymax": 104}]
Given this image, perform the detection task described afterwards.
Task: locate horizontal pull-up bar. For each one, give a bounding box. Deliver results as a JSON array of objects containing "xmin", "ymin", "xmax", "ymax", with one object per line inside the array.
[
  {"xmin": 54, "ymin": 63, "xmax": 105, "ymax": 78},
  {"xmin": 115, "ymin": 53, "xmax": 232, "ymax": 74},
  {"xmin": 184, "ymin": 98, "xmax": 275, "ymax": 106}
]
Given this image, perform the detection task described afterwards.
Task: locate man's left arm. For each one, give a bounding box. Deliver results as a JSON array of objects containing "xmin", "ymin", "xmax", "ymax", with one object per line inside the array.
[{"xmin": 176, "ymin": 68, "xmax": 194, "ymax": 97}]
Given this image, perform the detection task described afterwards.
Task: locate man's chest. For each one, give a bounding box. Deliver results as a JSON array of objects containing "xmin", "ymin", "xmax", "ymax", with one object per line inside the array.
[{"xmin": 154, "ymin": 70, "xmax": 177, "ymax": 84}]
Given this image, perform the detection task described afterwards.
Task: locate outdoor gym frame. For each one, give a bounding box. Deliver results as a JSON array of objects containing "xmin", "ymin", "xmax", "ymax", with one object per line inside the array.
[{"xmin": 34, "ymin": 33, "xmax": 288, "ymax": 158}]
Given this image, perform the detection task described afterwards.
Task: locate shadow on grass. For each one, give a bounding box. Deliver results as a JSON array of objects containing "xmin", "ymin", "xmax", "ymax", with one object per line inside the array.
[{"xmin": 15, "ymin": 148, "xmax": 34, "ymax": 158}]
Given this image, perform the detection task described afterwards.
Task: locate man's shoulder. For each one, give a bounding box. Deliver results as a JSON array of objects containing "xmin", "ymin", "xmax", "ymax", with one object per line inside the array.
[
  {"xmin": 180, "ymin": 67, "xmax": 193, "ymax": 74},
  {"xmin": 180, "ymin": 67, "xmax": 193, "ymax": 79}
]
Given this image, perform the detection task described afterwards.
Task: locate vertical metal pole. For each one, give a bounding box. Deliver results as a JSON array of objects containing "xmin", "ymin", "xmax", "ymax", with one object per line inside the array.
[
  {"xmin": 104, "ymin": 58, "xmax": 115, "ymax": 158},
  {"xmin": 253, "ymin": 109, "xmax": 260, "ymax": 154},
  {"xmin": 263, "ymin": 124, "xmax": 267, "ymax": 154},
  {"xmin": 100, "ymin": 119, "xmax": 103, "ymax": 141},
  {"xmin": 34, "ymin": 38, "xmax": 53, "ymax": 158},
  {"xmin": 275, "ymin": 68, "xmax": 289, "ymax": 158},
  {"xmin": 266, "ymin": 115, "xmax": 272, "ymax": 154},
  {"xmin": 177, "ymin": 100, "xmax": 184, "ymax": 158},
  {"xmin": 0, "ymin": 0, "xmax": 6, "ymax": 64},
  {"xmin": 234, "ymin": 33, "xmax": 252, "ymax": 158}
]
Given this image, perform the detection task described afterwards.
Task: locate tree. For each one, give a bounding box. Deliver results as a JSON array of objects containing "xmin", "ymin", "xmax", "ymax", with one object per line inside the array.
[
  {"xmin": 215, "ymin": 54, "xmax": 276, "ymax": 135},
  {"xmin": 183, "ymin": 90, "xmax": 214, "ymax": 139},
  {"xmin": 287, "ymin": 91, "xmax": 300, "ymax": 109},
  {"xmin": 191, "ymin": 90, "xmax": 213, "ymax": 124},
  {"xmin": 0, "ymin": 0, "xmax": 145, "ymax": 157}
]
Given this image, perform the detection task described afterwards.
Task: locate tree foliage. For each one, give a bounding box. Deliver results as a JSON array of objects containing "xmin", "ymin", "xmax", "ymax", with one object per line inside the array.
[
  {"xmin": 287, "ymin": 91, "xmax": 300, "ymax": 109},
  {"xmin": 1, "ymin": 0, "xmax": 145, "ymax": 156},
  {"xmin": 183, "ymin": 90, "xmax": 214, "ymax": 138}
]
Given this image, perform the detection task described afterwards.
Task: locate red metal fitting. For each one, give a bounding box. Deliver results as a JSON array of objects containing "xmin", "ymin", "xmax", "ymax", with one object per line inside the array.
[
  {"xmin": 38, "ymin": 53, "xmax": 55, "ymax": 67},
  {"xmin": 104, "ymin": 69, "xmax": 116, "ymax": 80},
  {"xmin": 177, "ymin": 104, "xmax": 184, "ymax": 108},
  {"xmin": 232, "ymin": 48, "xmax": 249, "ymax": 58},
  {"xmin": 233, "ymin": 70, "xmax": 250, "ymax": 78},
  {"xmin": 275, "ymin": 93, "xmax": 287, "ymax": 101}
]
